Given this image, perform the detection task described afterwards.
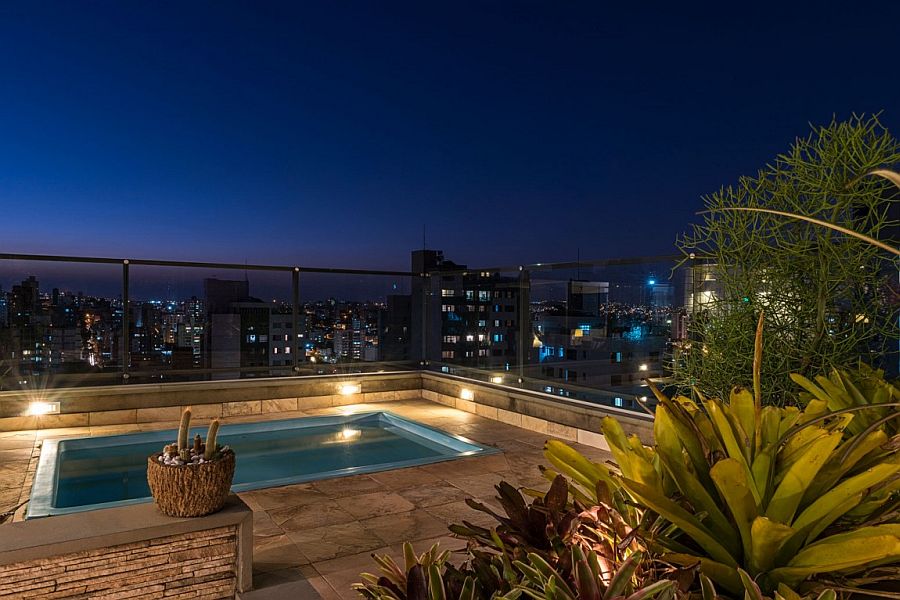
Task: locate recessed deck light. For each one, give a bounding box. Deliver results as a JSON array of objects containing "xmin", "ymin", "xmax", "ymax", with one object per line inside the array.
[
  {"xmin": 339, "ymin": 383, "xmax": 361, "ymax": 396},
  {"xmin": 460, "ymin": 389, "xmax": 475, "ymax": 401},
  {"xmin": 27, "ymin": 401, "xmax": 60, "ymax": 416}
]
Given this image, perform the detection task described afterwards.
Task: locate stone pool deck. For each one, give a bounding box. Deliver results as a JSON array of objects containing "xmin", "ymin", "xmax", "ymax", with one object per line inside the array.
[{"xmin": 0, "ymin": 398, "xmax": 613, "ymax": 599}]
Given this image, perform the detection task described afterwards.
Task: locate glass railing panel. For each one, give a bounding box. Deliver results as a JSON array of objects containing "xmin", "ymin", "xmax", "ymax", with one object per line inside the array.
[
  {"xmin": 125, "ymin": 264, "xmax": 294, "ymax": 383},
  {"xmin": 523, "ymin": 258, "xmax": 686, "ymax": 411},
  {"xmin": 296, "ymin": 272, "xmax": 415, "ymax": 376},
  {"xmin": 0, "ymin": 258, "xmax": 124, "ymax": 391}
]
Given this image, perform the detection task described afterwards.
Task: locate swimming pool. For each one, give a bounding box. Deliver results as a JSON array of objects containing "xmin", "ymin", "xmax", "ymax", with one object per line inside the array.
[{"xmin": 28, "ymin": 411, "xmax": 496, "ymax": 518}]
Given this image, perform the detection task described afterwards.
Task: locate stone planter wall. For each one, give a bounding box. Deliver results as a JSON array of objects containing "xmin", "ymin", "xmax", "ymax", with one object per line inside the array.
[
  {"xmin": 421, "ymin": 372, "xmax": 654, "ymax": 445},
  {"xmin": 0, "ymin": 371, "xmax": 421, "ymax": 431},
  {"xmin": 0, "ymin": 495, "xmax": 252, "ymax": 599}
]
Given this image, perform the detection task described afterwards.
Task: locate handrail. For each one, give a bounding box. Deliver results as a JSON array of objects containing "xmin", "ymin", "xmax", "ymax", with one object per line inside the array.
[
  {"xmin": 0, "ymin": 252, "xmax": 415, "ymax": 277},
  {"xmin": 0, "ymin": 251, "xmax": 684, "ymax": 277},
  {"xmin": 427, "ymin": 253, "xmax": 684, "ymax": 276}
]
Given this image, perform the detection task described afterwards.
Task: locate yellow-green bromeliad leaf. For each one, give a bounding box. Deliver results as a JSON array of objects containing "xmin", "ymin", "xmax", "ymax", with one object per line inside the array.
[
  {"xmin": 710, "ymin": 458, "xmax": 757, "ymax": 564},
  {"xmin": 655, "ymin": 409, "xmax": 739, "ymax": 552},
  {"xmin": 766, "ymin": 431, "xmax": 841, "ymax": 524},
  {"xmin": 601, "ymin": 417, "xmax": 661, "ymax": 489},
  {"xmin": 620, "ymin": 478, "xmax": 738, "ymax": 568},
  {"xmin": 767, "ymin": 525, "xmax": 900, "ymax": 586},
  {"xmin": 665, "ymin": 554, "xmax": 742, "ymax": 595},
  {"xmin": 748, "ymin": 516, "xmax": 795, "ymax": 574}
]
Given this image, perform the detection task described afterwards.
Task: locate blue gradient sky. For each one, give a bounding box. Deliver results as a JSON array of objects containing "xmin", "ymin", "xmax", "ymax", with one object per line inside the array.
[{"xmin": 1, "ymin": 1, "xmax": 898, "ymax": 272}]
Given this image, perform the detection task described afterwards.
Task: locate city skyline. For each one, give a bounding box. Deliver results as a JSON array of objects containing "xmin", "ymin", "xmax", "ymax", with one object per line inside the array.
[{"xmin": 2, "ymin": 2, "xmax": 899, "ymax": 268}]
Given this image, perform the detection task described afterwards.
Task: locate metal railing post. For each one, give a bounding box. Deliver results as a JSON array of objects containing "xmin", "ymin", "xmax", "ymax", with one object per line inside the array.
[
  {"xmin": 122, "ymin": 259, "xmax": 130, "ymax": 381},
  {"xmin": 292, "ymin": 267, "xmax": 300, "ymax": 373},
  {"xmin": 517, "ymin": 266, "xmax": 529, "ymax": 381},
  {"xmin": 421, "ymin": 272, "xmax": 430, "ymax": 368}
]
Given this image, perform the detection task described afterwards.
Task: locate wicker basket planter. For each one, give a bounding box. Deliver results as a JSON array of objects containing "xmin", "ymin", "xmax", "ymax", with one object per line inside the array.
[{"xmin": 147, "ymin": 450, "xmax": 235, "ymax": 517}]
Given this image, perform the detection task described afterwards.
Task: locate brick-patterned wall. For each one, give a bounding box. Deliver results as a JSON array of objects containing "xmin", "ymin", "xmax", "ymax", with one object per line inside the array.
[{"xmin": 0, "ymin": 524, "xmax": 238, "ymax": 599}]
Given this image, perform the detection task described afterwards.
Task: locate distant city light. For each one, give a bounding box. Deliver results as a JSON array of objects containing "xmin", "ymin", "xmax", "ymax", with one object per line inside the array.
[
  {"xmin": 648, "ymin": 279, "xmax": 656, "ymax": 286},
  {"xmin": 638, "ymin": 363, "xmax": 648, "ymax": 371}
]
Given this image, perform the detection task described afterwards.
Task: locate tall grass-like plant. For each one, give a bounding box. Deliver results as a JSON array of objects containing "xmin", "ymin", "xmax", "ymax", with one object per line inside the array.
[{"xmin": 675, "ymin": 114, "xmax": 899, "ymax": 405}]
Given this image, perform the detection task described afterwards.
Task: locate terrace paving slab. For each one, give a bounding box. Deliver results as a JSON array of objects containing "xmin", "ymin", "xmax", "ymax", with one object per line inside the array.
[{"xmin": 0, "ymin": 396, "xmax": 614, "ymax": 599}]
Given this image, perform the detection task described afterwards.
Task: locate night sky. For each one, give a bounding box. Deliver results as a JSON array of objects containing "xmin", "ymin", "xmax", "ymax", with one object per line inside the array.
[{"xmin": 2, "ymin": 1, "xmax": 899, "ymax": 273}]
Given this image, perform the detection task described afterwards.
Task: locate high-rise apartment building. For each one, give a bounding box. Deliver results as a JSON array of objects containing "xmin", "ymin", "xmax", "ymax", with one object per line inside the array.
[{"xmin": 411, "ymin": 250, "xmax": 528, "ymax": 369}]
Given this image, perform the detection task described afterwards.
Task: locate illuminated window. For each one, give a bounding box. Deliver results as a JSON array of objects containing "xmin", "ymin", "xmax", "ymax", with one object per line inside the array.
[{"xmin": 441, "ymin": 289, "xmax": 455, "ymax": 297}]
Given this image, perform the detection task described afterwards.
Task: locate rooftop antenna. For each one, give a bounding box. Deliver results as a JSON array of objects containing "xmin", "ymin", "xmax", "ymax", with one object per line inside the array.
[{"xmin": 576, "ymin": 247, "xmax": 581, "ymax": 280}]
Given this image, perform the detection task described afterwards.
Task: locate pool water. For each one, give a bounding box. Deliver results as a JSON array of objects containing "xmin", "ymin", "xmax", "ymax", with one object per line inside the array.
[{"xmin": 28, "ymin": 411, "xmax": 495, "ymax": 518}]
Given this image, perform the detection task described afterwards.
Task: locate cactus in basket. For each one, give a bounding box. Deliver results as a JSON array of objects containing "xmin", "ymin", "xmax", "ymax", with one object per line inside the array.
[
  {"xmin": 159, "ymin": 409, "xmax": 229, "ymax": 466},
  {"xmin": 177, "ymin": 407, "xmax": 192, "ymax": 451},
  {"xmin": 149, "ymin": 407, "xmax": 235, "ymax": 518},
  {"xmin": 204, "ymin": 419, "xmax": 220, "ymax": 461}
]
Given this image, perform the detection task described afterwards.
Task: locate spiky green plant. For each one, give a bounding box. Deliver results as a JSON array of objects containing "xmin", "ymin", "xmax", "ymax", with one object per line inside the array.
[
  {"xmin": 675, "ymin": 114, "xmax": 899, "ymax": 405},
  {"xmin": 602, "ymin": 315, "xmax": 900, "ymax": 595},
  {"xmin": 792, "ymin": 363, "xmax": 900, "ymax": 439},
  {"xmin": 355, "ymin": 542, "xmax": 478, "ymax": 600},
  {"xmin": 509, "ymin": 548, "xmax": 677, "ymax": 600},
  {"xmin": 357, "ymin": 476, "xmax": 684, "ymax": 600}
]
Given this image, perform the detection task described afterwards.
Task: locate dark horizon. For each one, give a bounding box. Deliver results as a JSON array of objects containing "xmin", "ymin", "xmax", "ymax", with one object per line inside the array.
[{"xmin": 2, "ymin": 2, "xmax": 899, "ymax": 271}]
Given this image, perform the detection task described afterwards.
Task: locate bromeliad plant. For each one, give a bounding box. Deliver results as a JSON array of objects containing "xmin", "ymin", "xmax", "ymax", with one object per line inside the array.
[
  {"xmin": 354, "ymin": 542, "xmax": 680, "ymax": 600},
  {"xmin": 448, "ymin": 475, "xmax": 650, "ymax": 594},
  {"xmin": 356, "ymin": 476, "xmax": 681, "ymax": 600},
  {"xmin": 594, "ymin": 313, "xmax": 900, "ymax": 595},
  {"xmin": 791, "ymin": 364, "xmax": 900, "ymax": 440}
]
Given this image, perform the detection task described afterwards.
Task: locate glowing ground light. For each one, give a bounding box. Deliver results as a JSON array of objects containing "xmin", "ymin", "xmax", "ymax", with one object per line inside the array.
[
  {"xmin": 460, "ymin": 389, "xmax": 475, "ymax": 401},
  {"xmin": 27, "ymin": 402, "xmax": 60, "ymax": 416},
  {"xmin": 339, "ymin": 383, "xmax": 361, "ymax": 395}
]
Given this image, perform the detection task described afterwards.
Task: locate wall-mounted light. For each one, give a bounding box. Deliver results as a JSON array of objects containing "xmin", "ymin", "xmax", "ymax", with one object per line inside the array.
[
  {"xmin": 638, "ymin": 364, "xmax": 648, "ymax": 371},
  {"xmin": 339, "ymin": 383, "xmax": 361, "ymax": 396},
  {"xmin": 490, "ymin": 376, "xmax": 504, "ymax": 384},
  {"xmin": 27, "ymin": 401, "xmax": 60, "ymax": 416},
  {"xmin": 460, "ymin": 389, "xmax": 475, "ymax": 401}
]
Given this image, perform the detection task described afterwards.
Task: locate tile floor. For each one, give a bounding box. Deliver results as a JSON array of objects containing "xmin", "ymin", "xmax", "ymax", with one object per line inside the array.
[{"xmin": 0, "ymin": 398, "xmax": 613, "ymax": 599}]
